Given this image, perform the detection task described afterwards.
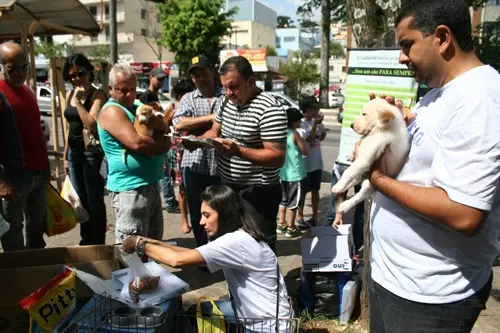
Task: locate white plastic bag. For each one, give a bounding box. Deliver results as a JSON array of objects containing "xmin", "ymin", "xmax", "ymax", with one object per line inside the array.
[
  {"xmin": 0, "ymin": 208, "xmax": 10, "ymax": 238},
  {"xmin": 120, "ymin": 252, "xmax": 160, "ymax": 306},
  {"xmin": 60, "ymin": 176, "xmax": 89, "ymax": 224}
]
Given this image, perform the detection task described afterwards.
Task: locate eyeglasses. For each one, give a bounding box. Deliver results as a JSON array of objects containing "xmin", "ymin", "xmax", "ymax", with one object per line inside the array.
[
  {"xmin": 0, "ymin": 63, "xmax": 28, "ymax": 74},
  {"xmin": 68, "ymin": 70, "xmax": 87, "ymax": 80}
]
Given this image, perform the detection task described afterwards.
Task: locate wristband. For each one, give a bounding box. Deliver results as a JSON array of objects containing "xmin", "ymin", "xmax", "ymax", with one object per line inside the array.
[
  {"xmin": 135, "ymin": 237, "xmax": 143, "ymax": 252},
  {"xmin": 137, "ymin": 240, "xmax": 149, "ymax": 257}
]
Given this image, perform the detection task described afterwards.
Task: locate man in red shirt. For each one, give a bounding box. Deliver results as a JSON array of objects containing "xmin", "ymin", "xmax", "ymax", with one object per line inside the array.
[{"xmin": 0, "ymin": 41, "xmax": 48, "ymax": 251}]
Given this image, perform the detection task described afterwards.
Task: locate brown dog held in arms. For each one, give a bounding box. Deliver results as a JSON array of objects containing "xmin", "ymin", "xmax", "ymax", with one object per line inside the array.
[{"xmin": 134, "ymin": 104, "xmax": 166, "ymax": 142}]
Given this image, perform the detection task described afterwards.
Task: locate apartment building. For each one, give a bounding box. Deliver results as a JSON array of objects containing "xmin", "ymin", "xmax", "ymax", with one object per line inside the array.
[
  {"xmin": 73, "ymin": 0, "xmax": 174, "ymax": 63},
  {"xmin": 276, "ymin": 28, "xmax": 320, "ymax": 54},
  {"xmin": 222, "ymin": 0, "xmax": 277, "ymax": 49}
]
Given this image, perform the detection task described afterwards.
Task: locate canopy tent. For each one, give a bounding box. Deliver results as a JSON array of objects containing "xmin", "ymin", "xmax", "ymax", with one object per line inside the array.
[{"xmin": 0, "ymin": 0, "xmax": 100, "ymax": 91}]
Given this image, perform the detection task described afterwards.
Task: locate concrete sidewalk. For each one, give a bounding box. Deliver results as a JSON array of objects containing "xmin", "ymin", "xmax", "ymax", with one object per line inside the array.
[{"xmin": 2, "ymin": 182, "xmax": 499, "ymax": 331}]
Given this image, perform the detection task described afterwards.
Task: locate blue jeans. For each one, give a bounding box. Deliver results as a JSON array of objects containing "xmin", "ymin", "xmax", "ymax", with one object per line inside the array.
[
  {"xmin": 183, "ymin": 167, "xmax": 220, "ymax": 247},
  {"xmin": 160, "ymin": 154, "xmax": 177, "ymax": 208},
  {"xmin": 68, "ymin": 148, "xmax": 107, "ymax": 245},
  {"xmin": 1, "ymin": 170, "xmax": 46, "ymax": 251},
  {"xmin": 324, "ymin": 169, "xmax": 365, "ymax": 252}
]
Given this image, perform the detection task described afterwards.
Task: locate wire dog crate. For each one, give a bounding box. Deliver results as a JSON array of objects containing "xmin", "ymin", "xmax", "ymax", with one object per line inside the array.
[{"xmin": 61, "ymin": 293, "xmax": 300, "ymax": 333}]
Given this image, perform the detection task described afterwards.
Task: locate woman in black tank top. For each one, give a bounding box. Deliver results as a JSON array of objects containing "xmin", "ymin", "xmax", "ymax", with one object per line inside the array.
[{"xmin": 62, "ymin": 53, "xmax": 109, "ymax": 246}]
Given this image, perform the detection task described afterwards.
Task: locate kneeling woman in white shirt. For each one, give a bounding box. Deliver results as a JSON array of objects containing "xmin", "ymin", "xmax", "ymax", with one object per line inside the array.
[{"xmin": 122, "ymin": 185, "xmax": 293, "ymax": 332}]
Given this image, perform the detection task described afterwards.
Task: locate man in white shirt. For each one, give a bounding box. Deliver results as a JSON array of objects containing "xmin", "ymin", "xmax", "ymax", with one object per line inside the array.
[{"xmin": 367, "ymin": 1, "xmax": 500, "ymax": 332}]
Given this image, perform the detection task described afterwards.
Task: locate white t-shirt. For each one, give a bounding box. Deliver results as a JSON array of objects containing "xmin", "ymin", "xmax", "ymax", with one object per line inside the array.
[
  {"xmin": 298, "ymin": 119, "xmax": 325, "ymax": 172},
  {"xmin": 197, "ymin": 230, "xmax": 292, "ymax": 332},
  {"xmin": 371, "ymin": 65, "xmax": 500, "ymax": 304}
]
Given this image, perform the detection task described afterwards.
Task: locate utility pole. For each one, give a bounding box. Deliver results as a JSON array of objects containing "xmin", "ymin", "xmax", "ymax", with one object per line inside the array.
[{"xmin": 110, "ymin": 0, "xmax": 118, "ymax": 64}]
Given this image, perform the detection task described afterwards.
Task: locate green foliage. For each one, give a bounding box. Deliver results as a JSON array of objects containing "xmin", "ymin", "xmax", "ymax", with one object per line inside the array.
[
  {"xmin": 266, "ymin": 45, "xmax": 277, "ymax": 56},
  {"xmin": 86, "ymin": 45, "xmax": 111, "ymax": 64},
  {"xmin": 277, "ymin": 15, "xmax": 295, "ymax": 28},
  {"xmin": 474, "ymin": 17, "xmax": 500, "ymax": 72},
  {"xmin": 330, "ymin": 40, "xmax": 345, "ymax": 57},
  {"xmin": 35, "ymin": 40, "xmax": 71, "ymax": 59},
  {"xmin": 279, "ymin": 52, "xmax": 320, "ymax": 101},
  {"xmin": 297, "ymin": 0, "xmax": 346, "ymax": 23},
  {"xmin": 158, "ymin": 0, "xmax": 237, "ymax": 72}
]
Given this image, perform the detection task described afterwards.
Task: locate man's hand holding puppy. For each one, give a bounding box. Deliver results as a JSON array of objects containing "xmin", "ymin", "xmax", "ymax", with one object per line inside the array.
[{"xmin": 367, "ymin": 93, "xmax": 485, "ymax": 236}]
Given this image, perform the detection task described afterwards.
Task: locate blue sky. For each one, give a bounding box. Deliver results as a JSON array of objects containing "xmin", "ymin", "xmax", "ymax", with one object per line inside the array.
[{"xmin": 259, "ymin": 0, "xmax": 321, "ymax": 23}]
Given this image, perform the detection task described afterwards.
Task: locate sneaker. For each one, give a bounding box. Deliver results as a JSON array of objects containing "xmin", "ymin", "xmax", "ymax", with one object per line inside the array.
[
  {"xmin": 276, "ymin": 224, "xmax": 288, "ymax": 234},
  {"xmin": 295, "ymin": 219, "xmax": 309, "ymax": 232},
  {"xmin": 285, "ymin": 227, "xmax": 302, "ymax": 238},
  {"xmin": 165, "ymin": 205, "xmax": 180, "ymax": 214}
]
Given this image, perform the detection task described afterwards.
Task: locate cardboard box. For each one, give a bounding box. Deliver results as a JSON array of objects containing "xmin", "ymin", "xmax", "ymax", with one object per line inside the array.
[
  {"xmin": 300, "ymin": 225, "xmax": 354, "ymax": 272},
  {"xmin": 0, "ymin": 245, "xmax": 121, "ymax": 333}
]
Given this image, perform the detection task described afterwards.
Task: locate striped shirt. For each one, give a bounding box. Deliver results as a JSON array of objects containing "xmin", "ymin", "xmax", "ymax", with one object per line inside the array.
[{"xmin": 215, "ymin": 91, "xmax": 287, "ymax": 186}]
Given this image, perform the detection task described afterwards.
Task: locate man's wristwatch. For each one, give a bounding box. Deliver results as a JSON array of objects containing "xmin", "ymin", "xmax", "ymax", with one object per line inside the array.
[{"xmin": 136, "ymin": 238, "xmax": 149, "ymax": 257}]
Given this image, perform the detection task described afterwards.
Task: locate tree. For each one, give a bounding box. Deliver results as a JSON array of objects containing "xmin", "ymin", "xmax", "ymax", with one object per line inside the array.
[
  {"xmin": 86, "ymin": 45, "xmax": 112, "ymax": 64},
  {"xmin": 298, "ymin": 0, "xmax": 347, "ymax": 107},
  {"xmin": 474, "ymin": 17, "xmax": 500, "ymax": 71},
  {"xmin": 277, "ymin": 15, "xmax": 295, "ymax": 28},
  {"xmin": 139, "ymin": 0, "xmax": 164, "ymax": 62},
  {"xmin": 266, "ymin": 45, "xmax": 277, "ymax": 56},
  {"xmin": 35, "ymin": 40, "xmax": 72, "ymax": 59},
  {"xmin": 279, "ymin": 52, "xmax": 320, "ymax": 101},
  {"xmin": 330, "ymin": 40, "xmax": 345, "ymax": 58},
  {"xmin": 158, "ymin": 0, "xmax": 237, "ymax": 72}
]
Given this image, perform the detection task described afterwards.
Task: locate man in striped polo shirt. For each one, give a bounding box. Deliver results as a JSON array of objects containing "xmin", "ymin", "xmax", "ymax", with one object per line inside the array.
[{"xmin": 202, "ymin": 56, "xmax": 287, "ymax": 252}]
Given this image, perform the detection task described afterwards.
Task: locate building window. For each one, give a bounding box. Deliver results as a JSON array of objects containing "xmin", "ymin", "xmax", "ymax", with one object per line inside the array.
[
  {"xmin": 105, "ymin": 26, "xmax": 110, "ymax": 41},
  {"xmin": 91, "ymin": 36, "xmax": 98, "ymax": 42},
  {"xmin": 105, "ymin": 5, "xmax": 109, "ymax": 19},
  {"xmin": 341, "ymin": 66, "xmax": 346, "ymax": 72},
  {"xmin": 89, "ymin": 6, "xmax": 97, "ymax": 17},
  {"xmin": 329, "ymin": 65, "xmax": 334, "ymax": 71},
  {"xmin": 157, "ymin": 14, "xmax": 161, "ymax": 23},
  {"xmin": 141, "ymin": 9, "xmax": 147, "ymax": 19},
  {"xmin": 141, "ymin": 29, "xmax": 147, "ymax": 36},
  {"xmin": 283, "ymin": 36, "xmax": 296, "ymax": 42}
]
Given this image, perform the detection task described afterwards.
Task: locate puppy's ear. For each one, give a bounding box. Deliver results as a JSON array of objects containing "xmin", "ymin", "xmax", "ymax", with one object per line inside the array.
[{"xmin": 377, "ymin": 109, "xmax": 395, "ymax": 128}]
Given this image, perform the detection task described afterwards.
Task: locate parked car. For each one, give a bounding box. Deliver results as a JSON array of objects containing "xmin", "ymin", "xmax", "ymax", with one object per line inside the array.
[
  {"xmin": 329, "ymin": 92, "xmax": 345, "ymax": 108},
  {"xmin": 37, "ymin": 85, "xmax": 55, "ymax": 116},
  {"xmin": 267, "ymin": 92, "xmax": 301, "ymax": 111}
]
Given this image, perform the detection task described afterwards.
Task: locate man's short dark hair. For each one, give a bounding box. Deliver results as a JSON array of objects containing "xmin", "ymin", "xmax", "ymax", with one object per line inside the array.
[
  {"xmin": 219, "ymin": 56, "xmax": 254, "ymax": 80},
  {"xmin": 395, "ymin": 0, "xmax": 473, "ymax": 53}
]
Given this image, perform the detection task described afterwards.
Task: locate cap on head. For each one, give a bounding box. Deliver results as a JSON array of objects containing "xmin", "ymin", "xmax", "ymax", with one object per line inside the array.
[
  {"xmin": 151, "ymin": 67, "xmax": 167, "ymax": 79},
  {"xmin": 188, "ymin": 55, "xmax": 211, "ymax": 74},
  {"xmin": 299, "ymin": 96, "xmax": 321, "ymax": 112}
]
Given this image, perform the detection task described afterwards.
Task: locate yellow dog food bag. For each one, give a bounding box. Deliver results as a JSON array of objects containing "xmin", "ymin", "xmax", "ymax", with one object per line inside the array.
[{"xmin": 19, "ymin": 269, "xmax": 77, "ymax": 333}]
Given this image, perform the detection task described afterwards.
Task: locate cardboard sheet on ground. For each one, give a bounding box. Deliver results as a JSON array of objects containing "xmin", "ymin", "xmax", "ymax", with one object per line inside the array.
[
  {"xmin": 67, "ymin": 262, "xmax": 189, "ymax": 308},
  {"xmin": 337, "ymin": 48, "xmax": 419, "ymax": 165}
]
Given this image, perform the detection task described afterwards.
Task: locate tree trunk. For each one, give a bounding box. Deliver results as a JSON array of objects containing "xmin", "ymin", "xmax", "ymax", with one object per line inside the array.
[
  {"xmin": 320, "ymin": 0, "xmax": 331, "ymax": 107},
  {"xmin": 345, "ymin": 0, "xmax": 410, "ymax": 329}
]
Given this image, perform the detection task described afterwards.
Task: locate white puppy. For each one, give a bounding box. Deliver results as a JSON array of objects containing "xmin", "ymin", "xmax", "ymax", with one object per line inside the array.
[{"xmin": 331, "ymin": 98, "xmax": 409, "ymax": 214}]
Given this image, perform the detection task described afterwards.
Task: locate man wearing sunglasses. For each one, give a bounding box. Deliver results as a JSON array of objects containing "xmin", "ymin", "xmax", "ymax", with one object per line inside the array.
[{"xmin": 0, "ymin": 41, "xmax": 49, "ymax": 251}]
